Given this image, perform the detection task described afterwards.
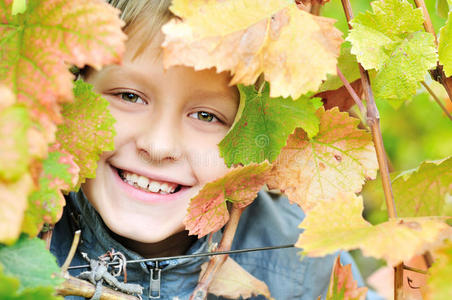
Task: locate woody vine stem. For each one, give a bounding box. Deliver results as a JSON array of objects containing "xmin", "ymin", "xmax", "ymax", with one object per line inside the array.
[
  {"xmin": 413, "ymin": 0, "xmax": 452, "ymax": 103},
  {"xmin": 339, "ymin": 0, "xmax": 404, "ymax": 299}
]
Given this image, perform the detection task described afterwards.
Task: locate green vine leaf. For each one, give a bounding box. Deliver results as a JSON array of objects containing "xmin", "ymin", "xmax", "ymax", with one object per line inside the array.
[
  {"xmin": 0, "ymin": 265, "xmax": 62, "ymax": 300},
  {"xmin": 219, "ymin": 83, "xmax": 322, "ymax": 167},
  {"xmin": 373, "ymin": 32, "xmax": 438, "ymax": 108},
  {"xmin": 318, "ymin": 42, "xmax": 361, "ymax": 93},
  {"xmin": 439, "ymin": 11, "xmax": 452, "ymax": 76},
  {"xmin": 56, "ymin": 80, "xmax": 116, "ymax": 188},
  {"xmin": 296, "ymin": 193, "xmax": 452, "ymax": 266},
  {"xmin": 347, "ymin": 0, "xmax": 437, "ymax": 108},
  {"xmin": 436, "ymin": 0, "xmax": 451, "ymax": 19},
  {"xmin": 0, "ymin": 236, "xmax": 63, "ymax": 290},
  {"xmin": 21, "ymin": 149, "xmax": 79, "ymax": 237},
  {"xmin": 0, "ymin": 0, "xmax": 126, "ymax": 140},
  {"xmin": 267, "ymin": 107, "xmax": 378, "ymax": 211},
  {"xmin": 185, "ymin": 162, "xmax": 271, "ymax": 238},
  {"xmin": 392, "ymin": 156, "xmax": 452, "ymax": 217}
]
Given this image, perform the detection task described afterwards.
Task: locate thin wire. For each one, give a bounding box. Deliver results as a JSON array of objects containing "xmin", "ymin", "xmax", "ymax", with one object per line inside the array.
[{"xmin": 68, "ymin": 244, "xmax": 295, "ymax": 270}]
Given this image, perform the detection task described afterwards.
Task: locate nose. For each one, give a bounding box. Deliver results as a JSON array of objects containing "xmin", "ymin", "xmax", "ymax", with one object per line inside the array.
[{"xmin": 135, "ymin": 112, "xmax": 183, "ymax": 163}]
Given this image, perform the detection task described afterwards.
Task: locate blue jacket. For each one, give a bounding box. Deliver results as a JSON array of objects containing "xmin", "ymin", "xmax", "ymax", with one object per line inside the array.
[{"xmin": 51, "ymin": 190, "xmax": 383, "ymax": 300}]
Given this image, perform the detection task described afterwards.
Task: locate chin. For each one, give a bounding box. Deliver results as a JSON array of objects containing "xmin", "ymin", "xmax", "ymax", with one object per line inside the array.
[{"xmin": 107, "ymin": 219, "xmax": 185, "ymax": 243}]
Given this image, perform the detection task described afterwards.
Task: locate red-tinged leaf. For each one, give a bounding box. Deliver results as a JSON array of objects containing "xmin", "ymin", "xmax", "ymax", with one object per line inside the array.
[
  {"xmin": 316, "ymin": 79, "xmax": 362, "ymax": 112},
  {"xmin": 325, "ymin": 255, "xmax": 367, "ymax": 300},
  {"xmin": 0, "ymin": 174, "xmax": 34, "ymax": 244},
  {"xmin": 56, "ymin": 80, "xmax": 115, "ymax": 188},
  {"xmin": 185, "ymin": 162, "xmax": 271, "ymax": 238},
  {"xmin": 267, "ymin": 107, "xmax": 378, "ymax": 211},
  {"xmin": 0, "ymin": 0, "xmax": 126, "ymax": 139},
  {"xmin": 200, "ymin": 257, "xmax": 273, "ymax": 300},
  {"xmin": 21, "ymin": 149, "xmax": 79, "ymax": 236}
]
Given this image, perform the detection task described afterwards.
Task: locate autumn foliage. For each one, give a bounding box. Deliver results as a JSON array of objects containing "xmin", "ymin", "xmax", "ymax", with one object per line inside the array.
[{"xmin": 0, "ymin": 0, "xmax": 452, "ymax": 299}]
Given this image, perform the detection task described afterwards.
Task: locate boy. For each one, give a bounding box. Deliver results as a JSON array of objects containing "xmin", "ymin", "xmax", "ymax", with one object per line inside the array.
[{"xmin": 50, "ymin": 1, "xmax": 382, "ymax": 299}]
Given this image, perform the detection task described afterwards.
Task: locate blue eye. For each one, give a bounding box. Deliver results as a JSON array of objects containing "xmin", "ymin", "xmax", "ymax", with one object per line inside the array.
[
  {"xmin": 189, "ymin": 111, "xmax": 219, "ymax": 123},
  {"xmin": 119, "ymin": 92, "xmax": 146, "ymax": 104}
]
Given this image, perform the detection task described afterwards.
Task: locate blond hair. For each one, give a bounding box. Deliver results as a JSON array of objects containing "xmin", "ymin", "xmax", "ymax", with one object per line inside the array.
[{"xmin": 108, "ymin": 0, "xmax": 173, "ymax": 57}]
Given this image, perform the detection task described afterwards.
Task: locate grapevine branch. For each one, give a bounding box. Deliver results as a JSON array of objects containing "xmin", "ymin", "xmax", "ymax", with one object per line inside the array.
[
  {"xmin": 190, "ymin": 205, "xmax": 245, "ymax": 300},
  {"xmin": 421, "ymin": 81, "xmax": 452, "ymax": 120},
  {"xmin": 413, "ymin": 0, "xmax": 452, "ymax": 103},
  {"xmin": 61, "ymin": 230, "xmax": 81, "ymax": 272},
  {"xmin": 411, "ymin": 0, "xmax": 445, "ymax": 270},
  {"xmin": 339, "ymin": 1, "xmax": 403, "ymax": 299},
  {"xmin": 56, "ymin": 274, "xmax": 139, "ymax": 300}
]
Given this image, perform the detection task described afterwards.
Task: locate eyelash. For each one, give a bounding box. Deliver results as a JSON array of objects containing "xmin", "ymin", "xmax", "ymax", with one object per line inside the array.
[
  {"xmin": 188, "ymin": 111, "xmax": 221, "ymax": 124},
  {"xmin": 115, "ymin": 92, "xmax": 147, "ymax": 105}
]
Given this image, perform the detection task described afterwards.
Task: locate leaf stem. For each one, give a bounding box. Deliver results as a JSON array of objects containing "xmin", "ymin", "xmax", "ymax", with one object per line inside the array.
[
  {"xmin": 421, "ymin": 81, "xmax": 452, "ymax": 120},
  {"xmin": 190, "ymin": 206, "xmax": 245, "ymax": 300},
  {"xmin": 403, "ymin": 264, "xmax": 428, "ymax": 275},
  {"xmin": 61, "ymin": 230, "xmax": 81, "ymax": 273},
  {"xmin": 339, "ymin": 1, "xmax": 403, "ymax": 298},
  {"xmin": 40, "ymin": 225, "xmax": 54, "ymax": 250},
  {"xmin": 336, "ymin": 66, "xmax": 366, "ymax": 115}
]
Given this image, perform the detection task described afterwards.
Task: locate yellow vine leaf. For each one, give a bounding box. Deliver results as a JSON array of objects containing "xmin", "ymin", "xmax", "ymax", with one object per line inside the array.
[
  {"xmin": 296, "ymin": 193, "xmax": 452, "ymax": 266},
  {"xmin": 200, "ymin": 257, "xmax": 273, "ymax": 299},
  {"xmin": 0, "ymin": 174, "xmax": 33, "ymax": 245},
  {"xmin": 162, "ymin": 0, "xmax": 343, "ymax": 99},
  {"xmin": 267, "ymin": 107, "xmax": 378, "ymax": 211}
]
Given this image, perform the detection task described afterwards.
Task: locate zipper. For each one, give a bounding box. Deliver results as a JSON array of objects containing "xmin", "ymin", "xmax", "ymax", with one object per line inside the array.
[{"xmin": 146, "ymin": 261, "xmax": 170, "ymax": 299}]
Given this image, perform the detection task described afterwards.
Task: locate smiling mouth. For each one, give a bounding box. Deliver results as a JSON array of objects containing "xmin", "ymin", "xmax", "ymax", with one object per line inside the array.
[{"xmin": 116, "ymin": 168, "xmax": 183, "ymax": 194}]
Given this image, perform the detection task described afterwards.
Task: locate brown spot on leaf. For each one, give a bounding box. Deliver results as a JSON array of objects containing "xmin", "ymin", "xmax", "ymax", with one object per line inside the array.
[
  {"xmin": 334, "ymin": 154, "xmax": 342, "ymax": 162},
  {"xmin": 398, "ymin": 220, "xmax": 422, "ymax": 231}
]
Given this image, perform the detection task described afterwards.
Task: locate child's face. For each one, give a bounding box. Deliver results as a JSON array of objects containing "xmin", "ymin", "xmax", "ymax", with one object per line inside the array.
[{"xmin": 82, "ymin": 32, "xmax": 239, "ymax": 243}]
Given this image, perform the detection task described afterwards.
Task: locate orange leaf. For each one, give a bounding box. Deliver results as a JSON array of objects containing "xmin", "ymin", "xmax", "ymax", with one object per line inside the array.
[
  {"xmin": 163, "ymin": 0, "xmax": 342, "ymax": 99},
  {"xmin": 200, "ymin": 257, "xmax": 273, "ymax": 299},
  {"xmin": 268, "ymin": 107, "xmax": 378, "ymax": 211}
]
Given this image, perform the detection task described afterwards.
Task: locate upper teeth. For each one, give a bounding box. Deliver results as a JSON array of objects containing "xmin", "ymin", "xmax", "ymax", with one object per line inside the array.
[{"xmin": 122, "ymin": 171, "xmax": 178, "ymax": 194}]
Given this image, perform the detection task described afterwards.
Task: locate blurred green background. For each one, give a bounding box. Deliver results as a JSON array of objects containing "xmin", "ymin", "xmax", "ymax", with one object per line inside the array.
[{"xmin": 320, "ymin": 0, "xmax": 452, "ymax": 283}]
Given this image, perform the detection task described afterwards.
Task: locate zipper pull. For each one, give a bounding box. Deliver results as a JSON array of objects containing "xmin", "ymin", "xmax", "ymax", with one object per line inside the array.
[{"xmin": 148, "ymin": 261, "xmax": 161, "ymax": 299}]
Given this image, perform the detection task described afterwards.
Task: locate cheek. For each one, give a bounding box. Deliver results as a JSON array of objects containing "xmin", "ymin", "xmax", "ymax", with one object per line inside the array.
[{"xmin": 186, "ymin": 132, "xmax": 230, "ymax": 184}]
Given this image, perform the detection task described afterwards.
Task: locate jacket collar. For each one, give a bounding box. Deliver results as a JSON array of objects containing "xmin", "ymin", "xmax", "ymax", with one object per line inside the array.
[{"xmin": 68, "ymin": 189, "xmax": 222, "ymax": 275}]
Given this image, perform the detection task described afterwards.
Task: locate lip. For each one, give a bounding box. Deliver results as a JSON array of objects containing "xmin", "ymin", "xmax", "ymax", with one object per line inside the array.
[{"xmin": 109, "ymin": 164, "xmax": 194, "ymax": 204}]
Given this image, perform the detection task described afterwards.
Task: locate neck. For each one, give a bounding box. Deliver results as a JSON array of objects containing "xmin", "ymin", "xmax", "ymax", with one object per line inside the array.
[{"xmin": 110, "ymin": 230, "xmax": 197, "ymax": 259}]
